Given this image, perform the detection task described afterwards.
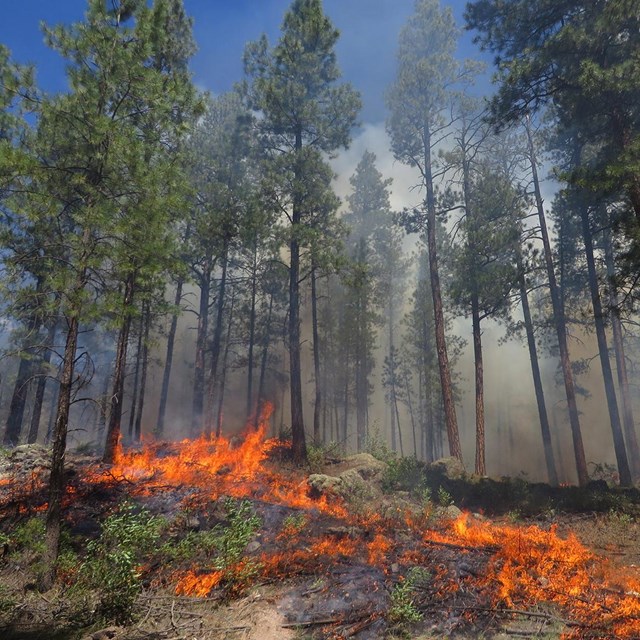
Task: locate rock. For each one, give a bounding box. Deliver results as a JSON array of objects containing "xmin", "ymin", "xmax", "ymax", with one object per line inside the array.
[
  {"xmin": 246, "ymin": 540, "xmax": 261, "ymax": 553},
  {"xmin": 428, "ymin": 457, "xmax": 466, "ymax": 480},
  {"xmin": 308, "ymin": 474, "xmax": 343, "ymax": 494},
  {"xmin": 341, "ymin": 453, "xmax": 388, "ymax": 480},
  {"xmin": 442, "ymin": 504, "xmax": 463, "ymax": 520}
]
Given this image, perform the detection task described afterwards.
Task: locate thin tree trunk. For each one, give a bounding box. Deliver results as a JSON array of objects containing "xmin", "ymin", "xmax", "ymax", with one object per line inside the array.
[
  {"xmin": 603, "ymin": 226, "xmax": 640, "ymax": 479},
  {"xmin": 289, "ymin": 127, "xmax": 307, "ymax": 463},
  {"xmin": 103, "ymin": 274, "xmax": 136, "ymax": 463},
  {"xmin": 471, "ymin": 294, "xmax": 485, "ymax": 475},
  {"xmin": 207, "ymin": 241, "xmax": 229, "ymax": 436},
  {"xmin": 97, "ymin": 368, "xmax": 110, "ymax": 443},
  {"xmin": 518, "ymin": 265, "xmax": 558, "ymax": 485},
  {"xmin": 215, "ymin": 290, "xmax": 236, "ymax": 437},
  {"xmin": 42, "ymin": 227, "xmax": 90, "ymax": 590},
  {"xmin": 4, "ymin": 312, "xmax": 41, "ymax": 446},
  {"xmin": 423, "ymin": 123, "xmax": 462, "ymax": 462},
  {"xmin": 128, "ymin": 313, "xmax": 144, "ymax": 438},
  {"xmin": 525, "ymin": 117, "xmax": 588, "ymax": 486},
  {"xmin": 246, "ymin": 248, "xmax": 258, "ymax": 421},
  {"xmin": 27, "ymin": 320, "xmax": 57, "ymax": 444},
  {"xmin": 310, "ymin": 265, "xmax": 322, "ymax": 445},
  {"xmin": 192, "ymin": 259, "xmax": 212, "ymax": 435},
  {"xmin": 134, "ymin": 302, "xmax": 151, "ymax": 443},
  {"xmin": 155, "ymin": 279, "xmax": 183, "ymax": 436},
  {"xmin": 254, "ymin": 292, "xmax": 274, "ymax": 429},
  {"xmin": 41, "ymin": 312, "xmax": 80, "ymax": 590},
  {"xmin": 580, "ymin": 203, "xmax": 631, "ymax": 486}
]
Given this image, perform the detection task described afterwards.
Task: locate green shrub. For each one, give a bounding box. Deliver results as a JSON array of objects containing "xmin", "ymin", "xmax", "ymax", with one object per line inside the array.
[
  {"xmin": 382, "ymin": 456, "xmax": 424, "ymax": 493},
  {"xmin": 388, "ymin": 567, "xmax": 430, "ymax": 624},
  {"xmin": 79, "ymin": 501, "xmax": 161, "ymax": 624}
]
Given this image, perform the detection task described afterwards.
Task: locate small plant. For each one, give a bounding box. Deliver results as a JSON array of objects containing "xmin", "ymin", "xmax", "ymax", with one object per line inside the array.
[
  {"xmin": 280, "ymin": 513, "xmax": 307, "ymax": 537},
  {"xmin": 364, "ymin": 427, "xmax": 395, "ymax": 463},
  {"xmin": 213, "ymin": 498, "xmax": 261, "ymax": 569},
  {"xmin": 306, "ymin": 445, "xmax": 326, "ymax": 473},
  {"xmin": 79, "ymin": 501, "xmax": 162, "ymax": 623},
  {"xmin": 382, "ymin": 456, "xmax": 424, "ymax": 493},
  {"xmin": 437, "ymin": 486, "xmax": 453, "ymax": 507},
  {"xmin": 388, "ymin": 567, "xmax": 430, "ymax": 625}
]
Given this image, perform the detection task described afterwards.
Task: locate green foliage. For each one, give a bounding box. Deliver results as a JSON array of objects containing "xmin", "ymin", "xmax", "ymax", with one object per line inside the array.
[
  {"xmin": 436, "ymin": 486, "xmax": 454, "ymax": 507},
  {"xmin": 388, "ymin": 567, "xmax": 431, "ymax": 625},
  {"xmin": 79, "ymin": 502, "xmax": 162, "ymax": 624},
  {"xmin": 213, "ymin": 498, "xmax": 261, "ymax": 569},
  {"xmin": 9, "ymin": 516, "xmax": 46, "ymax": 554},
  {"xmin": 382, "ymin": 456, "xmax": 425, "ymax": 493},
  {"xmin": 281, "ymin": 513, "xmax": 307, "ymax": 536}
]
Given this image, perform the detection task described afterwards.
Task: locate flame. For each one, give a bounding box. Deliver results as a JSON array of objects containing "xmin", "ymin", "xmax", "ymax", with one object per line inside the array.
[
  {"xmin": 436, "ymin": 514, "xmax": 640, "ymax": 637},
  {"xmin": 4, "ymin": 401, "xmax": 640, "ymax": 638}
]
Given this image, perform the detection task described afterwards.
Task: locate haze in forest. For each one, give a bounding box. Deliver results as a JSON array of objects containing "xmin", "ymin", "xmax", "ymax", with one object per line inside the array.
[{"xmin": 1, "ymin": 0, "xmax": 640, "ymax": 493}]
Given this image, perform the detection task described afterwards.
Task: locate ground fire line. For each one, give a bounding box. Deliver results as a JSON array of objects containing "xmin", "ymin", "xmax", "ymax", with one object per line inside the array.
[{"xmin": 1, "ymin": 406, "xmax": 639, "ymax": 638}]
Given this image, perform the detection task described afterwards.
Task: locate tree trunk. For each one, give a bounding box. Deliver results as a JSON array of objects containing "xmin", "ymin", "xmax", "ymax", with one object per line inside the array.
[
  {"xmin": 215, "ymin": 290, "xmax": 236, "ymax": 437},
  {"xmin": 580, "ymin": 204, "xmax": 632, "ymax": 486},
  {"xmin": 311, "ymin": 264, "xmax": 322, "ymax": 445},
  {"xmin": 103, "ymin": 274, "xmax": 135, "ymax": 464},
  {"xmin": 246, "ymin": 248, "xmax": 258, "ymax": 421},
  {"xmin": 423, "ymin": 123, "xmax": 462, "ymax": 462},
  {"xmin": 4, "ymin": 312, "xmax": 41, "ymax": 446},
  {"xmin": 128, "ymin": 313, "xmax": 144, "ymax": 438},
  {"xmin": 471, "ymin": 294, "xmax": 485, "ymax": 475},
  {"xmin": 518, "ymin": 265, "xmax": 558, "ymax": 486},
  {"xmin": 525, "ymin": 117, "xmax": 588, "ymax": 486},
  {"xmin": 192, "ymin": 260, "xmax": 211, "ymax": 434},
  {"xmin": 603, "ymin": 227, "xmax": 640, "ymax": 480},
  {"xmin": 207, "ymin": 240, "xmax": 229, "ymax": 436},
  {"xmin": 41, "ymin": 312, "xmax": 80, "ymax": 590},
  {"xmin": 289, "ymin": 127, "xmax": 307, "ymax": 463},
  {"xmin": 27, "ymin": 320, "xmax": 57, "ymax": 444},
  {"xmin": 255, "ymin": 292, "xmax": 274, "ymax": 430},
  {"xmin": 156, "ymin": 277, "xmax": 183, "ymax": 437},
  {"xmin": 134, "ymin": 302, "xmax": 151, "ymax": 442}
]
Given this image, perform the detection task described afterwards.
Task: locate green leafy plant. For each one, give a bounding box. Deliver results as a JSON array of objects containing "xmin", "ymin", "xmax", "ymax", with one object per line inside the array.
[
  {"xmin": 437, "ymin": 486, "xmax": 454, "ymax": 507},
  {"xmin": 388, "ymin": 567, "xmax": 430, "ymax": 625},
  {"xmin": 382, "ymin": 456, "xmax": 425, "ymax": 493},
  {"xmin": 280, "ymin": 513, "xmax": 307, "ymax": 537},
  {"xmin": 79, "ymin": 501, "xmax": 162, "ymax": 623}
]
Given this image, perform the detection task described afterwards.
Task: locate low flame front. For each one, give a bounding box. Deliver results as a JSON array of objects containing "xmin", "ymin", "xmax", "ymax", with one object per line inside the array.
[{"xmin": 82, "ymin": 407, "xmax": 640, "ymax": 638}]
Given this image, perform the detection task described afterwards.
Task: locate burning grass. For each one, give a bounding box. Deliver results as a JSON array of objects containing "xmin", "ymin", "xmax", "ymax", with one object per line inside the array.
[{"xmin": 0, "ymin": 409, "xmax": 639, "ymax": 639}]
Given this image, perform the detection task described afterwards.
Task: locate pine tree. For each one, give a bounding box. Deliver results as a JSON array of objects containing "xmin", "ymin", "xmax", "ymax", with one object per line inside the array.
[{"xmin": 244, "ymin": 0, "xmax": 360, "ymax": 462}]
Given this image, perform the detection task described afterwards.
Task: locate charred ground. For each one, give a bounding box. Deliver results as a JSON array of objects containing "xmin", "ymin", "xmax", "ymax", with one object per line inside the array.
[{"xmin": 0, "ymin": 435, "xmax": 639, "ymax": 640}]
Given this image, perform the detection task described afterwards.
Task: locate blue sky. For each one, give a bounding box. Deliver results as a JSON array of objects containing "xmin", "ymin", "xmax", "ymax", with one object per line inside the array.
[{"xmin": 0, "ymin": 0, "xmax": 486, "ymax": 124}]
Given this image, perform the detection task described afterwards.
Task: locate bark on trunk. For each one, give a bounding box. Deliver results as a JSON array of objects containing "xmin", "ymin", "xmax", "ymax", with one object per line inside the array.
[
  {"xmin": 603, "ymin": 227, "xmax": 640, "ymax": 479},
  {"xmin": 289, "ymin": 127, "xmax": 306, "ymax": 463},
  {"xmin": 215, "ymin": 291, "xmax": 236, "ymax": 437},
  {"xmin": 580, "ymin": 205, "xmax": 632, "ymax": 486},
  {"xmin": 127, "ymin": 313, "xmax": 144, "ymax": 438},
  {"xmin": 192, "ymin": 260, "xmax": 211, "ymax": 435},
  {"xmin": 207, "ymin": 241, "xmax": 229, "ymax": 437},
  {"xmin": 423, "ymin": 122, "xmax": 462, "ymax": 462},
  {"xmin": 4, "ymin": 312, "xmax": 41, "ymax": 446},
  {"xmin": 246, "ymin": 249, "xmax": 258, "ymax": 421},
  {"xmin": 311, "ymin": 265, "xmax": 322, "ymax": 445},
  {"xmin": 526, "ymin": 117, "xmax": 588, "ymax": 486},
  {"xmin": 255, "ymin": 293, "xmax": 274, "ymax": 430},
  {"xmin": 518, "ymin": 266, "xmax": 558, "ymax": 486},
  {"xmin": 27, "ymin": 321, "xmax": 57, "ymax": 444},
  {"xmin": 133, "ymin": 302, "xmax": 151, "ymax": 443},
  {"xmin": 41, "ymin": 313, "xmax": 80, "ymax": 590},
  {"xmin": 471, "ymin": 294, "xmax": 485, "ymax": 475},
  {"xmin": 156, "ymin": 278, "xmax": 183, "ymax": 437},
  {"xmin": 103, "ymin": 274, "xmax": 135, "ymax": 464}
]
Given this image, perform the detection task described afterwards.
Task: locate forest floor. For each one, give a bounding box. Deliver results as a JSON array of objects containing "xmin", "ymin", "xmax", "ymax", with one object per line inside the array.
[{"xmin": 0, "ymin": 434, "xmax": 639, "ymax": 640}]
